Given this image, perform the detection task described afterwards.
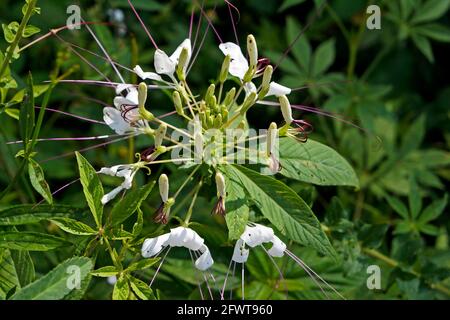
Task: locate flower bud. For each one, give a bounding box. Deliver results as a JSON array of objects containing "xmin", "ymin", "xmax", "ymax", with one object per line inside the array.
[
  {"xmin": 205, "ymin": 83, "xmax": 216, "ymax": 106},
  {"xmin": 155, "ymin": 123, "xmax": 167, "ymax": 148},
  {"xmin": 258, "ymin": 65, "xmax": 273, "ymax": 99},
  {"xmin": 138, "ymin": 82, "xmax": 154, "ymax": 120},
  {"xmin": 240, "ymin": 91, "xmax": 257, "ymax": 115},
  {"xmin": 213, "ymin": 114, "xmax": 222, "ymax": 128},
  {"xmin": 223, "ymin": 87, "xmax": 236, "ymax": 108},
  {"xmin": 247, "ymin": 34, "xmax": 258, "ymax": 69},
  {"xmin": 215, "ymin": 172, "xmax": 226, "ymax": 198},
  {"xmin": 159, "ymin": 174, "xmax": 169, "ymax": 203},
  {"xmin": 176, "ymin": 47, "xmax": 189, "ymax": 81},
  {"xmin": 267, "ymin": 122, "xmax": 277, "ymax": 156},
  {"xmin": 219, "ymin": 54, "xmax": 231, "ymax": 83},
  {"xmin": 173, "ymin": 91, "xmax": 184, "ymax": 116},
  {"xmin": 279, "ymin": 95, "xmax": 293, "ymax": 125}
]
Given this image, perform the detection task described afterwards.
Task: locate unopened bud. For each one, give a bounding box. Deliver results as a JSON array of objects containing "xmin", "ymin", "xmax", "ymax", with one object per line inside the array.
[
  {"xmin": 155, "ymin": 123, "xmax": 167, "ymax": 148},
  {"xmin": 205, "ymin": 84, "xmax": 216, "ymax": 106},
  {"xmin": 194, "ymin": 132, "xmax": 203, "ymax": 162},
  {"xmin": 138, "ymin": 83, "xmax": 154, "ymax": 120},
  {"xmin": 223, "ymin": 87, "xmax": 236, "ymax": 108},
  {"xmin": 159, "ymin": 174, "xmax": 169, "ymax": 203},
  {"xmin": 240, "ymin": 92, "xmax": 257, "ymax": 115},
  {"xmin": 220, "ymin": 54, "xmax": 231, "ymax": 83},
  {"xmin": 267, "ymin": 122, "xmax": 278, "ymax": 156},
  {"xmin": 247, "ymin": 35, "xmax": 258, "ymax": 68},
  {"xmin": 173, "ymin": 91, "xmax": 184, "ymax": 116},
  {"xmin": 176, "ymin": 47, "xmax": 189, "ymax": 81},
  {"xmin": 215, "ymin": 172, "xmax": 226, "ymax": 198},
  {"xmin": 213, "ymin": 114, "xmax": 222, "ymax": 128},
  {"xmin": 258, "ymin": 65, "xmax": 273, "ymax": 99},
  {"xmin": 279, "ymin": 95, "xmax": 293, "ymax": 125}
]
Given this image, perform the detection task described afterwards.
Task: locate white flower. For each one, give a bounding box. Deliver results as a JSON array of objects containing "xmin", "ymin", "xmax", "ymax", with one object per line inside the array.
[
  {"xmin": 103, "ymin": 107, "xmax": 135, "ymax": 135},
  {"xmin": 219, "ymin": 42, "xmax": 249, "ymax": 80},
  {"xmin": 100, "ymin": 164, "xmax": 137, "ymax": 204},
  {"xmin": 154, "ymin": 39, "xmax": 192, "ymax": 78},
  {"xmin": 133, "ymin": 65, "xmax": 162, "ymax": 81},
  {"xmin": 266, "ymin": 82, "xmax": 291, "ymax": 97},
  {"xmin": 141, "ymin": 226, "xmax": 213, "ymax": 271}
]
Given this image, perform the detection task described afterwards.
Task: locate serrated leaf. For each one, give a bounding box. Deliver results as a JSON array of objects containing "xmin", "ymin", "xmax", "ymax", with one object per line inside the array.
[
  {"xmin": 279, "ymin": 137, "xmax": 359, "ymax": 187},
  {"xmin": 28, "ymin": 158, "xmax": 53, "ymax": 204},
  {"xmin": 51, "ymin": 218, "xmax": 96, "ymax": 236},
  {"xmin": 126, "ymin": 258, "xmax": 160, "ymax": 272},
  {"xmin": 75, "ymin": 152, "xmax": 104, "ymax": 228},
  {"xmin": 129, "ymin": 276, "xmax": 156, "ymax": 300},
  {"xmin": 222, "ymin": 165, "xmax": 336, "ymax": 258},
  {"xmin": 312, "ymin": 38, "xmax": 335, "ymax": 76},
  {"xmin": 400, "ymin": 115, "xmax": 426, "ymax": 155},
  {"xmin": 91, "ymin": 266, "xmax": 118, "ymax": 277},
  {"xmin": 0, "ymin": 204, "xmax": 85, "ymax": 226},
  {"xmin": 0, "ymin": 249, "xmax": 21, "ymax": 295},
  {"xmin": 22, "ymin": 25, "xmax": 40, "ymax": 38},
  {"xmin": 110, "ymin": 181, "xmax": 155, "ymax": 226},
  {"xmin": 132, "ymin": 207, "xmax": 144, "ymax": 237},
  {"xmin": 0, "ymin": 232, "xmax": 69, "ymax": 251},
  {"xmin": 11, "ymin": 257, "xmax": 93, "ymax": 300},
  {"xmin": 113, "ymin": 275, "xmax": 130, "ymax": 300}
]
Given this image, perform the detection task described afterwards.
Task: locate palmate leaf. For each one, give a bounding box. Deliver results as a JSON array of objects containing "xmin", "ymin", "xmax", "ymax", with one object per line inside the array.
[
  {"xmin": 278, "ymin": 137, "xmax": 359, "ymax": 188},
  {"xmin": 11, "ymin": 257, "xmax": 93, "ymax": 300},
  {"xmin": 221, "ymin": 165, "xmax": 336, "ymax": 258},
  {"xmin": 75, "ymin": 152, "xmax": 104, "ymax": 228}
]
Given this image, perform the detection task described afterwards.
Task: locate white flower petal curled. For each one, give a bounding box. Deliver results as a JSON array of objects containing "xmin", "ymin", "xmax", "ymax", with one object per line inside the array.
[
  {"xmin": 241, "ymin": 224, "xmax": 274, "ymax": 247},
  {"xmin": 219, "ymin": 42, "xmax": 249, "ymax": 80},
  {"xmin": 167, "ymin": 226, "xmax": 189, "ymax": 247},
  {"xmin": 266, "ymin": 82, "xmax": 292, "ymax": 98},
  {"xmin": 267, "ymin": 235, "xmax": 286, "ymax": 257},
  {"xmin": 244, "ymin": 82, "xmax": 257, "ymax": 97},
  {"xmin": 133, "ymin": 65, "xmax": 163, "ymax": 81},
  {"xmin": 195, "ymin": 244, "xmax": 214, "ymax": 271},
  {"xmin": 141, "ymin": 233, "xmax": 171, "ymax": 258},
  {"xmin": 169, "ymin": 39, "xmax": 192, "ymax": 73},
  {"xmin": 101, "ymin": 185, "xmax": 124, "ymax": 205},
  {"xmin": 99, "ymin": 164, "xmax": 136, "ymax": 204},
  {"xmin": 115, "ymin": 84, "xmax": 135, "ymax": 95},
  {"xmin": 154, "ymin": 49, "xmax": 176, "ymax": 76},
  {"xmin": 183, "ymin": 230, "xmax": 205, "ymax": 251},
  {"xmin": 103, "ymin": 107, "xmax": 133, "ymax": 135},
  {"xmin": 232, "ymin": 239, "xmax": 250, "ymax": 263}
]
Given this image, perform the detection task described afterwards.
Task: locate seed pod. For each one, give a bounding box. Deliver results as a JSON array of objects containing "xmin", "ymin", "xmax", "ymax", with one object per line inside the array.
[
  {"xmin": 173, "ymin": 91, "xmax": 184, "ymax": 116},
  {"xmin": 176, "ymin": 47, "xmax": 189, "ymax": 81},
  {"xmin": 159, "ymin": 174, "xmax": 169, "ymax": 203},
  {"xmin": 220, "ymin": 54, "xmax": 231, "ymax": 83},
  {"xmin": 279, "ymin": 95, "xmax": 293, "ymax": 125},
  {"xmin": 155, "ymin": 123, "xmax": 167, "ymax": 148},
  {"xmin": 258, "ymin": 65, "xmax": 273, "ymax": 99}
]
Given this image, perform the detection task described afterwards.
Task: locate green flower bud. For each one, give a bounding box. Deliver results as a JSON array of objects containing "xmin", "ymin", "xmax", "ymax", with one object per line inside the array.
[
  {"xmin": 176, "ymin": 47, "xmax": 189, "ymax": 81},
  {"xmin": 279, "ymin": 95, "xmax": 293, "ymax": 125},
  {"xmin": 220, "ymin": 54, "xmax": 231, "ymax": 83},
  {"xmin": 247, "ymin": 34, "xmax": 258, "ymax": 68},
  {"xmin": 155, "ymin": 123, "xmax": 167, "ymax": 148},
  {"xmin": 223, "ymin": 87, "xmax": 236, "ymax": 107},
  {"xmin": 213, "ymin": 114, "xmax": 222, "ymax": 128},
  {"xmin": 215, "ymin": 172, "xmax": 226, "ymax": 198},
  {"xmin": 205, "ymin": 83, "xmax": 216, "ymax": 106},
  {"xmin": 173, "ymin": 91, "xmax": 184, "ymax": 116},
  {"xmin": 240, "ymin": 92, "xmax": 257, "ymax": 115},
  {"xmin": 258, "ymin": 65, "xmax": 273, "ymax": 99},
  {"xmin": 267, "ymin": 122, "xmax": 278, "ymax": 156},
  {"xmin": 159, "ymin": 174, "xmax": 169, "ymax": 203},
  {"xmin": 138, "ymin": 82, "xmax": 154, "ymax": 120}
]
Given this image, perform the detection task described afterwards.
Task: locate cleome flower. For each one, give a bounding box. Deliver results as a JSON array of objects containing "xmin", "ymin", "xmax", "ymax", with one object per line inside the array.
[{"xmin": 99, "ymin": 163, "xmax": 143, "ymax": 204}]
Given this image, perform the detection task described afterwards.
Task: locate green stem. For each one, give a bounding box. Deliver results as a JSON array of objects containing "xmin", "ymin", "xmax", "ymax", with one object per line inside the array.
[
  {"xmin": 173, "ymin": 165, "xmax": 200, "ymax": 199},
  {"xmin": 184, "ymin": 179, "xmax": 203, "ymax": 225},
  {"xmin": 0, "ymin": 0, "xmax": 37, "ymax": 79}
]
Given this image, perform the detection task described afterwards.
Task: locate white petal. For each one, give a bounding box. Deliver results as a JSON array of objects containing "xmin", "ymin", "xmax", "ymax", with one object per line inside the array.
[
  {"xmin": 154, "ymin": 49, "xmax": 176, "ymax": 76},
  {"xmin": 99, "ymin": 165, "xmax": 122, "ymax": 176},
  {"xmin": 133, "ymin": 65, "xmax": 163, "ymax": 81},
  {"xmin": 265, "ymin": 82, "xmax": 292, "ymax": 98},
  {"xmin": 183, "ymin": 229, "xmax": 205, "ymax": 251},
  {"xmin": 169, "ymin": 39, "xmax": 192, "ymax": 73},
  {"xmin": 113, "ymin": 96, "xmax": 136, "ymax": 109},
  {"xmin": 240, "ymin": 224, "xmax": 274, "ymax": 247},
  {"xmin": 232, "ymin": 239, "xmax": 250, "ymax": 263},
  {"xmin": 116, "ymin": 84, "xmax": 135, "ymax": 95},
  {"xmin": 125, "ymin": 90, "xmax": 139, "ymax": 105},
  {"xmin": 244, "ymin": 82, "xmax": 257, "ymax": 97},
  {"xmin": 219, "ymin": 42, "xmax": 249, "ymax": 80},
  {"xmin": 267, "ymin": 235, "xmax": 286, "ymax": 257},
  {"xmin": 107, "ymin": 275, "xmax": 117, "ymax": 285},
  {"xmin": 195, "ymin": 245, "xmax": 214, "ymax": 271},
  {"xmin": 167, "ymin": 226, "xmax": 188, "ymax": 247},
  {"xmin": 101, "ymin": 185, "xmax": 124, "ymax": 204},
  {"xmin": 141, "ymin": 233, "xmax": 170, "ymax": 258},
  {"xmin": 103, "ymin": 107, "xmax": 133, "ymax": 135}
]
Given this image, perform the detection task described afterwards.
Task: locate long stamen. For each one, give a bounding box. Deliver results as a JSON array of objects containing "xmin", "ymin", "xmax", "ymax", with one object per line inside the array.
[
  {"xmin": 189, "ymin": 5, "xmax": 195, "ymax": 40},
  {"xmin": 7, "ymin": 134, "xmax": 121, "ymax": 145},
  {"xmin": 35, "ymin": 106, "xmax": 106, "ymax": 125},
  {"xmin": 33, "ymin": 177, "xmax": 80, "ymax": 208},
  {"xmin": 260, "ymin": 246, "xmax": 288, "ymax": 300},
  {"xmin": 221, "ymin": 258, "xmax": 234, "ymax": 300},
  {"xmin": 230, "ymin": 262, "xmax": 236, "ymax": 300},
  {"xmin": 192, "ymin": 0, "xmax": 205, "ymax": 52},
  {"xmin": 226, "ymin": 0, "xmax": 240, "ymax": 45},
  {"xmin": 195, "ymin": 1, "xmax": 222, "ymax": 43},
  {"xmin": 149, "ymin": 247, "xmax": 171, "ymax": 287},
  {"xmin": 128, "ymin": 0, "xmax": 159, "ymax": 50},
  {"xmin": 241, "ymin": 262, "xmax": 245, "ymax": 301},
  {"xmin": 189, "ymin": 250, "xmax": 205, "ymax": 300}
]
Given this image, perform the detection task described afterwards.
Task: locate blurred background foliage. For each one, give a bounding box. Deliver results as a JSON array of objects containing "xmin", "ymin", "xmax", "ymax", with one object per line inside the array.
[{"xmin": 0, "ymin": 0, "xmax": 449, "ymax": 299}]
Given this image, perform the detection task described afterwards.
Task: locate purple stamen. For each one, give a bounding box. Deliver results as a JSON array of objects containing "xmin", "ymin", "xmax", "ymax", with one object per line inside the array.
[
  {"xmin": 7, "ymin": 134, "xmax": 122, "ymax": 145},
  {"xmin": 192, "ymin": 0, "xmax": 205, "ymax": 52},
  {"xmin": 195, "ymin": 1, "xmax": 223, "ymax": 43},
  {"xmin": 189, "ymin": 5, "xmax": 195, "ymax": 40},
  {"xmin": 226, "ymin": 0, "xmax": 240, "ymax": 45},
  {"xmin": 35, "ymin": 106, "xmax": 106, "ymax": 125},
  {"xmin": 128, "ymin": 0, "xmax": 159, "ymax": 50}
]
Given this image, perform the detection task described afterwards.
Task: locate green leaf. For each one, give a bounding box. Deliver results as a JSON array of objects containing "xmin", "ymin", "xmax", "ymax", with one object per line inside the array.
[
  {"xmin": 412, "ymin": 33, "xmax": 434, "ymax": 62},
  {"xmin": 0, "ymin": 232, "xmax": 69, "ymax": 251},
  {"xmin": 287, "ymin": 17, "xmax": 311, "ymax": 72},
  {"xmin": 2, "ymin": 22, "xmax": 19, "ymax": 43},
  {"xmin": 19, "ymin": 74, "xmax": 35, "ymax": 149},
  {"xmin": 279, "ymin": 137, "xmax": 359, "ymax": 187},
  {"xmin": 129, "ymin": 276, "xmax": 156, "ymax": 300},
  {"xmin": 132, "ymin": 207, "xmax": 144, "ymax": 237},
  {"xmin": 113, "ymin": 275, "xmax": 130, "ymax": 300},
  {"xmin": 408, "ymin": 177, "xmax": 422, "ymax": 219},
  {"xmin": 223, "ymin": 169, "xmax": 249, "ymax": 240},
  {"xmin": 0, "ymin": 249, "xmax": 21, "ymax": 295},
  {"xmin": 126, "ymin": 258, "xmax": 160, "ymax": 272},
  {"xmin": 418, "ymin": 194, "xmax": 447, "ymax": 224},
  {"xmin": 28, "ymin": 158, "xmax": 53, "ymax": 204},
  {"xmin": 222, "ymin": 165, "xmax": 336, "ymax": 258},
  {"xmin": 0, "ymin": 204, "xmax": 85, "ymax": 226},
  {"xmin": 75, "ymin": 152, "xmax": 104, "ymax": 228},
  {"xmin": 411, "ymin": 0, "xmax": 449, "ymax": 24},
  {"xmin": 312, "ymin": 38, "xmax": 335, "ymax": 76},
  {"xmin": 11, "ymin": 257, "xmax": 93, "ymax": 300},
  {"xmin": 400, "ymin": 115, "xmax": 426, "ymax": 155},
  {"xmin": 279, "ymin": 0, "xmax": 306, "ymax": 12},
  {"xmin": 50, "ymin": 218, "xmax": 97, "ymax": 236},
  {"xmin": 110, "ymin": 181, "xmax": 155, "ymax": 226},
  {"xmin": 91, "ymin": 266, "xmax": 118, "ymax": 277},
  {"xmin": 22, "ymin": 25, "xmax": 40, "ymax": 38},
  {"xmin": 10, "ymin": 246, "xmax": 35, "ymax": 287},
  {"xmin": 385, "ymin": 195, "xmax": 409, "ymax": 219},
  {"xmin": 416, "ymin": 23, "xmax": 450, "ymax": 42}
]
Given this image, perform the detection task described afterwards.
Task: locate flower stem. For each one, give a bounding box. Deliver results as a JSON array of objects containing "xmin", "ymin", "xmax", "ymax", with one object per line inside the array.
[
  {"xmin": 173, "ymin": 165, "xmax": 200, "ymax": 199},
  {"xmin": 184, "ymin": 179, "xmax": 203, "ymax": 225}
]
